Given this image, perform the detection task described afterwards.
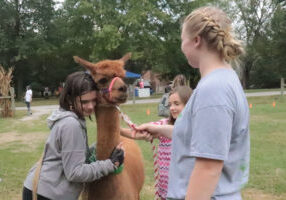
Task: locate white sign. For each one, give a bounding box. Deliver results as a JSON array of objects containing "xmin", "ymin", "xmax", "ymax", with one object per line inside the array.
[{"xmin": 138, "ymin": 88, "xmax": 150, "ymax": 97}]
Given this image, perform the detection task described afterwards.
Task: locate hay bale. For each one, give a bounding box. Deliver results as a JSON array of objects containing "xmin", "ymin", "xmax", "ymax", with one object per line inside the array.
[{"xmin": 0, "ymin": 66, "xmax": 14, "ymax": 117}]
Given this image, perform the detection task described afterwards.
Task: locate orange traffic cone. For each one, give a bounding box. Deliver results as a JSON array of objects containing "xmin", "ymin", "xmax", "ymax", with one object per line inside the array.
[
  {"xmin": 146, "ymin": 108, "xmax": 150, "ymax": 115},
  {"xmin": 249, "ymin": 103, "xmax": 253, "ymax": 109},
  {"xmin": 272, "ymin": 101, "xmax": 276, "ymax": 107}
]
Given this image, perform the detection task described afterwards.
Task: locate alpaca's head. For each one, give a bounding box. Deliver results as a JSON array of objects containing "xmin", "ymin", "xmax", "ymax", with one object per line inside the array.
[{"xmin": 73, "ymin": 53, "xmax": 131, "ymax": 104}]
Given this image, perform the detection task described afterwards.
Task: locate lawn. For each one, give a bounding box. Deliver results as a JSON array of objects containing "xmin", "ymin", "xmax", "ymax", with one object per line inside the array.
[{"xmin": 1, "ymin": 96, "xmax": 286, "ymax": 200}]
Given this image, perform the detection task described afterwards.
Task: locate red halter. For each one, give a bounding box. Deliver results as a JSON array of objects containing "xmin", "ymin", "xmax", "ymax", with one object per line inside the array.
[
  {"xmin": 108, "ymin": 77, "xmax": 120, "ymax": 93},
  {"xmin": 101, "ymin": 77, "xmax": 120, "ymax": 103}
]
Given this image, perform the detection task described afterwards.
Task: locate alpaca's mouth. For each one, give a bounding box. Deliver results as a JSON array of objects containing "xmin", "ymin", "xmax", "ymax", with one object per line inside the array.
[{"xmin": 115, "ymin": 96, "xmax": 128, "ymax": 103}]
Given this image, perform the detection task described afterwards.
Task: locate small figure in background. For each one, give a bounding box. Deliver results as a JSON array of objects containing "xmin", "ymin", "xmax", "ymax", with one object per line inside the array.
[
  {"xmin": 158, "ymin": 74, "xmax": 187, "ymax": 117},
  {"xmin": 139, "ymin": 78, "xmax": 144, "ymax": 89},
  {"xmin": 171, "ymin": 74, "xmax": 187, "ymax": 90},
  {"xmin": 58, "ymin": 84, "xmax": 63, "ymax": 97},
  {"xmin": 24, "ymin": 85, "xmax": 33, "ymax": 115},
  {"xmin": 158, "ymin": 84, "xmax": 171, "ymax": 117},
  {"xmin": 44, "ymin": 87, "xmax": 49, "ymax": 99}
]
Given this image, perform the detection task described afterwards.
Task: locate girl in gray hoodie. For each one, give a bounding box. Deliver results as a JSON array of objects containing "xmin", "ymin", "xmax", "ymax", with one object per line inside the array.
[{"xmin": 23, "ymin": 71, "xmax": 124, "ymax": 200}]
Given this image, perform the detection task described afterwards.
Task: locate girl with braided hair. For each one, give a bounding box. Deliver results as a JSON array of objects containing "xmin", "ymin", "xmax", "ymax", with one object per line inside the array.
[{"xmin": 135, "ymin": 6, "xmax": 249, "ymax": 200}]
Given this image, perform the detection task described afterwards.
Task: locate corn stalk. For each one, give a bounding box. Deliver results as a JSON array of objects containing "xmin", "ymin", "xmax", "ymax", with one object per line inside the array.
[{"xmin": 0, "ymin": 66, "xmax": 14, "ymax": 117}]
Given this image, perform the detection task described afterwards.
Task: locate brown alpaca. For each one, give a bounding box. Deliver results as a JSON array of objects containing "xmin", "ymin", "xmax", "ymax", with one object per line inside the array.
[{"xmin": 73, "ymin": 54, "xmax": 144, "ymax": 200}]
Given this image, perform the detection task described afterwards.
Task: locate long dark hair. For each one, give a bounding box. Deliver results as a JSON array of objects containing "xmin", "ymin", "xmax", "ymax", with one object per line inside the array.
[
  {"xmin": 168, "ymin": 86, "xmax": 192, "ymax": 125},
  {"xmin": 59, "ymin": 71, "xmax": 97, "ymax": 119}
]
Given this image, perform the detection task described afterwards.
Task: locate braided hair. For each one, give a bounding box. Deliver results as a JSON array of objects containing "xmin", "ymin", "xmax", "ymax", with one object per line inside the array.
[{"xmin": 183, "ymin": 6, "xmax": 244, "ymax": 62}]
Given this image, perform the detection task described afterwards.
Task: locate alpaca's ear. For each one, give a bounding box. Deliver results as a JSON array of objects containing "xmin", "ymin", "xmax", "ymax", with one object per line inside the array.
[
  {"xmin": 73, "ymin": 56, "xmax": 97, "ymax": 73},
  {"xmin": 120, "ymin": 53, "xmax": 132, "ymax": 63}
]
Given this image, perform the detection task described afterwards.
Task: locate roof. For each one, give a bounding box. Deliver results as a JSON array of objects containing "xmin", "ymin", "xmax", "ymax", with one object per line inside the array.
[{"xmin": 125, "ymin": 71, "xmax": 141, "ymax": 78}]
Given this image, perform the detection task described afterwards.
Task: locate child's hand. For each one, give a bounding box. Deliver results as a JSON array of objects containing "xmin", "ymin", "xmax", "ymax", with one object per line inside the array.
[
  {"xmin": 133, "ymin": 123, "xmax": 161, "ymax": 138},
  {"xmin": 132, "ymin": 131, "xmax": 154, "ymax": 142},
  {"xmin": 109, "ymin": 143, "xmax": 124, "ymax": 167}
]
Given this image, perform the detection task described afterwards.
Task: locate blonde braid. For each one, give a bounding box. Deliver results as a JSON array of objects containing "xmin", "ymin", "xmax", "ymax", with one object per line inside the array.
[{"xmin": 184, "ymin": 7, "xmax": 244, "ymax": 62}]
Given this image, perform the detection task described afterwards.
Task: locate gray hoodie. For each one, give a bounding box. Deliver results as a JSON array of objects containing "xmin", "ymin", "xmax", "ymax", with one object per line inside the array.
[{"xmin": 24, "ymin": 109, "xmax": 115, "ymax": 200}]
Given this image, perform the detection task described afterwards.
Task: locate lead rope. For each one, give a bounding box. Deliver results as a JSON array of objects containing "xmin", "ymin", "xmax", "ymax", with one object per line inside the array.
[
  {"xmin": 32, "ymin": 150, "xmax": 45, "ymax": 200},
  {"xmin": 115, "ymin": 106, "xmax": 161, "ymax": 200}
]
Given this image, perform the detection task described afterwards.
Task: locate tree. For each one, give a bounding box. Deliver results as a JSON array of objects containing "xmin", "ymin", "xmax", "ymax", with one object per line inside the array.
[
  {"xmin": 225, "ymin": 0, "xmax": 280, "ymax": 88},
  {"xmin": 270, "ymin": 1, "xmax": 286, "ymax": 78},
  {"xmin": 0, "ymin": 0, "xmax": 58, "ymax": 97},
  {"xmin": 62, "ymin": 0, "xmax": 213, "ymax": 88}
]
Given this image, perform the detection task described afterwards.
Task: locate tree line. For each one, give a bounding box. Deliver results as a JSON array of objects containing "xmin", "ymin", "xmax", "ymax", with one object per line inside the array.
[{"xmin": 0, "ymin": 0, "xmax": 285, "ymax": 98}]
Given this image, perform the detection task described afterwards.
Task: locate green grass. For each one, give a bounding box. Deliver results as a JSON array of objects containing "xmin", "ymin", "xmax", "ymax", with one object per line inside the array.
[
  {"xmin": 1, "ymin": 96, "xmax": 286, "ymax": 199},
  {"xmin": 244, "ymin": 88, "xmax": 282, "ymax": 93},
  {"xmin": 15, "ymin": 97, "xmax": 59, "ymax": 107},
  {"xmin": 247, "ymin": 97, "xmax": 286, "ymax": 195}
]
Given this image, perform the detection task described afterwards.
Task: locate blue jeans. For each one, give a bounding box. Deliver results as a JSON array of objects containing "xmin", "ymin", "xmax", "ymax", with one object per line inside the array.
[{"xmin": 25, "ymin": 101, "xmax": 31, "ymax": 113}]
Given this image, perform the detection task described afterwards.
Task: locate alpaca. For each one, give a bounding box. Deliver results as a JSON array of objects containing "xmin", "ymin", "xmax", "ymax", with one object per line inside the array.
[{"xmin": 73, "ymin": 54, "xmax": 144, "ymax": 200}]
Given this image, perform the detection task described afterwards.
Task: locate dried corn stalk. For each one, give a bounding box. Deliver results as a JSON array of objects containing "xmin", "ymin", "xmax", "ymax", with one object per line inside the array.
[{"xmin": 0, "ymin": 66, "xmax": 14, "ymax": 117}]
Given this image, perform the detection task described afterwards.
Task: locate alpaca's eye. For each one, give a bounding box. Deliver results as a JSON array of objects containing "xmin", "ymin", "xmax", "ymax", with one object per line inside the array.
[{"xmin": 99, "ymin": 78, "xmax": 108, "ymax": 84}]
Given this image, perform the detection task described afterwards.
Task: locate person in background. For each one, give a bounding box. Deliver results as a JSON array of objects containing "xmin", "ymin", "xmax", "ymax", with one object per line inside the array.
[
  {"xmin": 44, "ymin": 87, "xmax": 49, "ymax": 99},
  {"xmin": 24, "ymin": 85, "xmax": 33, "ymax": 115},
  {"xmin": 171, "ymin": 74, "xmax": 187, "ymax": 90},
  {"xmin": 58, "ymin": 84, "xmax": 63, "ymax": 97},
  {"xmin": 158, "ymin": 84, "xmax": 171, "ymax": 117},
  {"xmin": 122, "ymin": 86, "xmax": 193, "ymax": 200},
  {"xmin": 158, "ymin": 74, "xmax": 187, "ymax": 117},
  {"xmin": 22, "ymin": 71, "xmax": 124, "ymax": 200},
  {"xmin": 135, "ymin": 6, "xmax": 249, "ymax": 200},
  {"xmin": 139, "ymin": 78, "xmax": 144, "ymax": 89}
]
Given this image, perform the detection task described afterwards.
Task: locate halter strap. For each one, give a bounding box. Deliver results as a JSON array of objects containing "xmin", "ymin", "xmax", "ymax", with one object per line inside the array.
[
  {"xmin": 100, "ymin": 76, "xmax": 120, "ymax": 103},
  {"xmin": 108, "ymin": 77, "xmax": 120, "ymax": 93}
]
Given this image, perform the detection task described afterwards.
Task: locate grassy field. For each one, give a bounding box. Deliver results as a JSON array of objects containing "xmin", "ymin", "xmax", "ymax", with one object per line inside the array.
[
  {"xmin": 1, "ymin": 96, "xmax": 286, "ymax": 200},
  {"xmin": 244, "ymin": 88, "xmax": 282, "ymax": 93}
]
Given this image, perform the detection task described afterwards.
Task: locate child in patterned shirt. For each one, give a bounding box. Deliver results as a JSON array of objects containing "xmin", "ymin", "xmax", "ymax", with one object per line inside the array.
[{"xmin": 121, "ymin": 85, "xmax": 192, "ymax": 199}]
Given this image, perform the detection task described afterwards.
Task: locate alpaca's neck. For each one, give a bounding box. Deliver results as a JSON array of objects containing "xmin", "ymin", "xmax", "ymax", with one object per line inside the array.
[{"xmin": 95, "ymin": 105, "xmax": 120, "ymax": 160}]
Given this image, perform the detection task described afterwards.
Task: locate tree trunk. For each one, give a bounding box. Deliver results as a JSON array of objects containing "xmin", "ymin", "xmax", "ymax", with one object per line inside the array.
[
  {"xmin": 16, "ymin": 73, "xmax": 23, "ymax": 100},
  {"xmin": 242, "ymin": 60, "xmax": 252, "ymax": 89}
]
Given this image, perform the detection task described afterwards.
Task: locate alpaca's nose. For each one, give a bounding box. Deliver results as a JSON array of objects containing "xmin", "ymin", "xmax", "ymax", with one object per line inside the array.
[{"xmin": 119, "ymin": 85, "xmax": 127, "ymax": 92}]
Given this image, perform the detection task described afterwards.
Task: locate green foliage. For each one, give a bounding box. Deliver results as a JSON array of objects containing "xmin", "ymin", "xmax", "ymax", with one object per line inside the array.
[
  {"xmin": 1, "ymin": 0, "xmax": 214, "ymax": 95},
  {"xmin": 223, "ymin": 0, "xmax": 286, "ymax": 89}
]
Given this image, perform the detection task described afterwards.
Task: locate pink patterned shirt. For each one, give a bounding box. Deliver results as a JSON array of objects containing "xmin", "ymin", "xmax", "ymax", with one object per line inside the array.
[{"xmin": 152, "ymin": 118, "xmax": 171, "ymax": 200}]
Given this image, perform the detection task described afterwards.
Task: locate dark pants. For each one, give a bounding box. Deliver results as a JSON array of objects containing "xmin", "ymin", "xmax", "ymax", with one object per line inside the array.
[
  {"xmin": 25, "ymin": 101, "xmax": 31, "ymax": 111},
  {"xmin": 22, "ymin": 187, "xmax": 51, "ymax": 200}
]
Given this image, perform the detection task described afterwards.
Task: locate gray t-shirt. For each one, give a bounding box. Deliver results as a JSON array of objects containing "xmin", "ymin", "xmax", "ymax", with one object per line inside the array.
[{"xmin": 167, "ymin": 68, "xmax": 250, "ymax": 199}]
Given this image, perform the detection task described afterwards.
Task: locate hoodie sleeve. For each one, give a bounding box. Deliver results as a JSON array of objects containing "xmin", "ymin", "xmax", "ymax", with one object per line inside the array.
[{"xmin": 59, "ymin": 117, "xmax": 115, "ymax": 182}]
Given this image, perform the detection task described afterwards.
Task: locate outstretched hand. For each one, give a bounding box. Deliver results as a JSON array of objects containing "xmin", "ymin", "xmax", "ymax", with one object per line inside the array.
[
  {"xmin": 132, "ymin": 130, "xmax": 154, "ymax": 142},
  {"xmin": 132, "ymin": 123, "xmax": 162, "ymax": 139}
]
